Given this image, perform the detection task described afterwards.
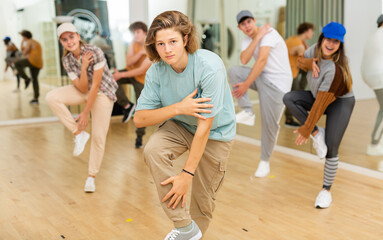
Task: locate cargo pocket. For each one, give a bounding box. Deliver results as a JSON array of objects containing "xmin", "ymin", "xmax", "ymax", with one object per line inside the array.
[{"xmin": 210, "ymin": 161, "xmax": 227, "ymax": 200}]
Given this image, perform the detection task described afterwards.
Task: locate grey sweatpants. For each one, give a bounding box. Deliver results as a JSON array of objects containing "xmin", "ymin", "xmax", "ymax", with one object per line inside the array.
[
  {"xmin": 228, "ymin": 66, "xmax": 285, "ymax": 161},
  {"xmin": 371, "ymin": 88, "xmax": 383, "ymax": 144}
]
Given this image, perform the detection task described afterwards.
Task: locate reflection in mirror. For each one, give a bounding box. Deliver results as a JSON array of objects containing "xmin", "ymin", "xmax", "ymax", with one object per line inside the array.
[
  {"xmin": 0, "ymin": 0, "xmax": 130, "ymax": 123},
  {"xmin": 190, "ymin": 0, "xmax": 383, "ymax": 173}
]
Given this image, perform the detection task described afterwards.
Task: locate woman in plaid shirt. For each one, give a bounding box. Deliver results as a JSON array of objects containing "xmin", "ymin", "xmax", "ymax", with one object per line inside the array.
[{"xmin": 46, "ymin": 23, "xmax": 118, "ymax": 193}]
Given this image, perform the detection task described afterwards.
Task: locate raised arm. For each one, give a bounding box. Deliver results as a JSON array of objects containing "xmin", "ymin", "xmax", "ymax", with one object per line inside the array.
[
  {"xmin": 72, "ymin": 51, "xmax": 93, "ymax": 93},
  {"xmin": 240, "ymin": 23, "xmax": 271, "ymax": 65},
  {"xmin": 240, "ymin": 38, "xmax": 260, "ymax": 65}
]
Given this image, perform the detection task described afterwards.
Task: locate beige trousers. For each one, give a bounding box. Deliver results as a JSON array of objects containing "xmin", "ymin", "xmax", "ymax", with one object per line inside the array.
[
  {"xmin": 143, "ymin": 120, "xmax": 233, "ymax": 235},
  {"xmin": 46, "ymin": 85, "xmax": 114, "ymax": 176}
]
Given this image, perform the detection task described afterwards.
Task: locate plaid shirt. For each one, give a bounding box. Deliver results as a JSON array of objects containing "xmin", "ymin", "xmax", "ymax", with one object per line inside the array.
[{"xmin": 62, "ymin": 44, "xmax": 117, "ymax": 102}]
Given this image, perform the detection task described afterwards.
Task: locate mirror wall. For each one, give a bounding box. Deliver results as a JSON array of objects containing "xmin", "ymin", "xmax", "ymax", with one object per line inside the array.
[
  {"xmin": 1, "ymin": 0, "xmax": 383, "ymax": 172},
  {"xmin": 190, "ymin": 0, "xmax": 383, "ymax": 171}
]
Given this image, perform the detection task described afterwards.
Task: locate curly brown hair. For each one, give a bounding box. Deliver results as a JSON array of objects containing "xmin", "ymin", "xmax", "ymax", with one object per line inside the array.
[{"xmin": 145, "ymin": 11, "xmax": 199, "ymax": 62}]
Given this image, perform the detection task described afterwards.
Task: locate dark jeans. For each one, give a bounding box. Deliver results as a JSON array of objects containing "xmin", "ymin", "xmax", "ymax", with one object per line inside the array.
[
  {"xmin": 283, "ymin": 90, "xmax": 355, "ymax": 158},
  {"xmin": 5, "ymin": 56, "xmax": 21, "ymax": 88},
  {"xmin": 14, "ymin": 58, "xmax": 40, "ymax": 99},
  {"xmin": 285, "ymin": 70, "xmax": 308, "ymax": 122},
  {"xmin": 116, "ymin": 70, "xmax": 145, "ymax": 137}
]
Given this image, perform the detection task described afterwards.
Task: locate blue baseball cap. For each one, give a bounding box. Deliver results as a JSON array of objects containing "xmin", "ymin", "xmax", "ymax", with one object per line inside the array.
[
  {"xmin": 3, "ymin": 36, "xmax": 10, "ymax": 41},
  {"xmin": 322, "ymin": 22, "xmax": 346, "ymax": 43}
]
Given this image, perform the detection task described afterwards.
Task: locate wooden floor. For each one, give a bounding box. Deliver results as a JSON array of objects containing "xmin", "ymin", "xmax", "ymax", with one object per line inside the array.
[
  {"xmin": 1, "ymin": 119, "xmax": 383, "ymax": 239},
  {"xmin": 0, "ymin": 79, "xmax": 80, "ymax": 122}
]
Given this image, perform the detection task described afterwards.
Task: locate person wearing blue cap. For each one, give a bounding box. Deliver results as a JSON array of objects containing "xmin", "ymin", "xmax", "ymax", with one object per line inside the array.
[
  {"xmin": 228, "ymin": 10, "xmax": 293, "ymax": 178},
  {"xmin": 283, "ymin": 22, "xmax": 355, "ymax": 208},
  {"xmin": 3, "ymin": 36, "xmax": 21, "ymax": 92},
  {"xmin": 361, "ymin": 14, "xmax": 383, "ymax": 155}
]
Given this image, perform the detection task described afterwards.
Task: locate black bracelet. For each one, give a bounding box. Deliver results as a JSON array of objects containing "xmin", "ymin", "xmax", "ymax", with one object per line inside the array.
[{"xmin": 182, "ymin": 169, "xmax": 194, "ymax": 177}]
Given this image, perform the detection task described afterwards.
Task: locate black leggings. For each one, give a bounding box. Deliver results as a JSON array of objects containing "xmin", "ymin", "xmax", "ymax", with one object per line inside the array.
[
  {"xmin": 284, "ymin": 91, "xmax": 354, "ymax": 189},
  {"xmin": 14, "ymin": 58, "xmax": 40, "ymax": 99},
  {"xmin": 283, "ymin": 90, "xmax": 355, "ymax": 159}
]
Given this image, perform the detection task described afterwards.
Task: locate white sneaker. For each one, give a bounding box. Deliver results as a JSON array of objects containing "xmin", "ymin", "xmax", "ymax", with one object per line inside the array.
[
  {"xmin": 311, "ymin": 127, "xmax": 327, "ymax": 159},
  {"xmin": 164, "ymin": 220, "xmax": 202, "ymax": 240},
  {"xmin": 366, "ymin": 144, "xmax": 383, "ymax": 156},
  {"xmin": 73, "ymin": 131, "xmax": 90, "ymax": 156},
  {"xmin": 315, "ymin": 189, "xmax": 332, "ymax": 208},
  {"xmin": 236, "ymin": 110, "xmax": 255, "ymax": 126},
  {"xmin": 84, "ymin": 177, "xmax": 96, "ymax": 192},
  {"xmin": 254, "ymin": 160, "xmax": 270, "ymax": 177}
]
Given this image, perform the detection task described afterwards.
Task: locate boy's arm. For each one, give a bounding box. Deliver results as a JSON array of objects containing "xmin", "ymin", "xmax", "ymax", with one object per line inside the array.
[
  {"xmin": 22, "ymin": 41, "xmax": 32, "ymax": 57},
  {"xmin": 289, "ymin": 44, "xmax": 305, "ymax": 56},
  {"xmin": 240, "ymin": 38, "xmax": 261, "ymax": 65},
  {"xmin": 240, "ymin": 24, "xmax": 271, "ymax": 64},
  {"xmin": 161, "ymin": 117, "xmax": 214, "ymax": 209},
  {"xmin": 233, "ymin": 46, "xmax": 270, "ymax": 98},
  {"xmin": 113, "ymin": 58, "xmax": 151, "ymax": 80},
  {"xmin": 134, "ymin": 89, "xmax": 213, "ymax": 128},
  {"xmin": 125, "ymin": 44, "xmax": 146, "ymax": 68}
]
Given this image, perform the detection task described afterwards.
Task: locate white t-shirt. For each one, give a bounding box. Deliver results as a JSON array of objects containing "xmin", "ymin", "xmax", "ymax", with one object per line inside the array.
[
  {"xmin": 361, "ymin": 27, "xmax": 383, "ymax": 89},
  {"xmin": 241, "ymin": 28, "xmax": 292, "ymax": 93}
]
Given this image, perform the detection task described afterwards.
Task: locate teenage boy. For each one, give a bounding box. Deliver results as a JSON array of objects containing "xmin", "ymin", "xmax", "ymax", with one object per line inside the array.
[{"xmin": 228, "ymin": 10, "xmax": 292, "ymax": 177}]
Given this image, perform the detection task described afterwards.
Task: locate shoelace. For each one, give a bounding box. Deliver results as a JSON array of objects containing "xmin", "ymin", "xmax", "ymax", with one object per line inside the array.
[{"xmin": 166, "ymin": 229, "xmax": 180, "ymax": 240}]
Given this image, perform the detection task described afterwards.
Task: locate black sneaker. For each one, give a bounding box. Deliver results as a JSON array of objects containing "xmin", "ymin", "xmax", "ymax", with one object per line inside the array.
[
  {"xmin": 25, "ymin": 78, "xmax": 31, "ymax": 89},
  {"xmin": 122, "ymin": 103, "xmax": 136, "ymax": 123},
  {"xmin": 284, "ymin": 119, "xmax": 301, "ymax": 128},
  {"xmin": 29, "ymin": 99, "xmax": 39, "ymax": 105},
  {"xmin": 135, "ymin": 136, "xmax": 143, "ymax": 148}
]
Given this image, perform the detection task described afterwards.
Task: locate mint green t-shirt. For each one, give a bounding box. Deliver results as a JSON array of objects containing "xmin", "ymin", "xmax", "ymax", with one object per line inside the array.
[{"xmin": 136, "ymin": 49, "xmax": 236, "ymax": 142}]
